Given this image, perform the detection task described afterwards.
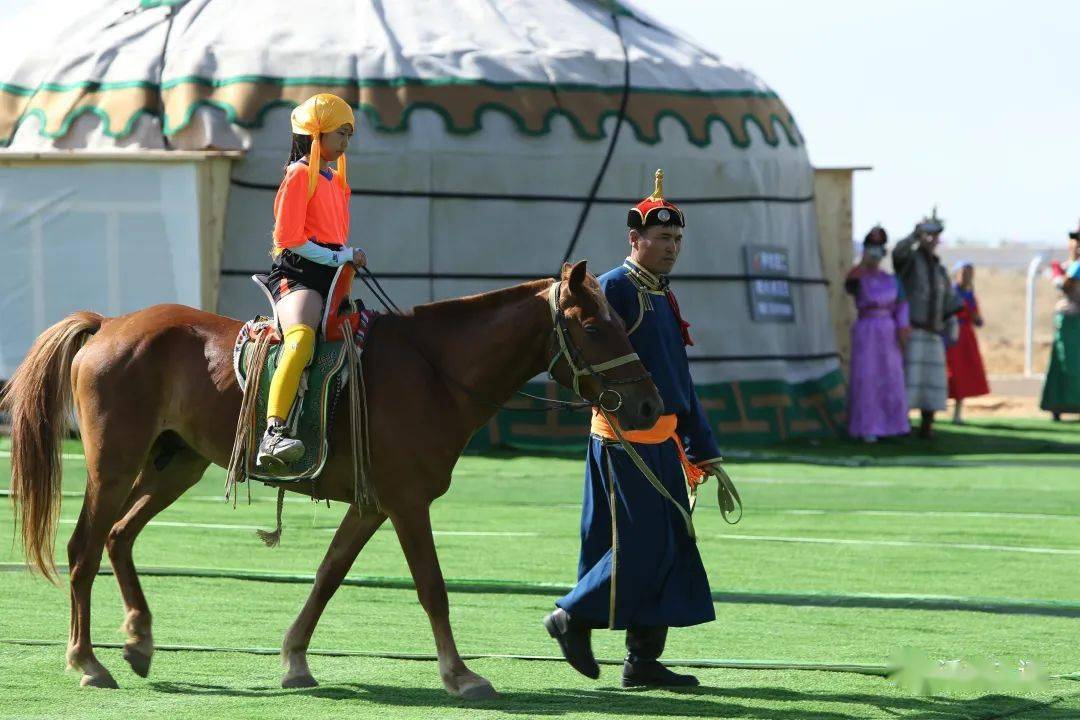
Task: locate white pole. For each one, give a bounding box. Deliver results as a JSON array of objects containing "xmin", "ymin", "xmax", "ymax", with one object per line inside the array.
[{"xmin": 1025, "ymin": 254, "xmax": 1046, "ymax": 377}]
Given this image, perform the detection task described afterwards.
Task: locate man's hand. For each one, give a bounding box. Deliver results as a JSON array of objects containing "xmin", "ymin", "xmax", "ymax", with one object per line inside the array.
[
  {"xmin": 352, "ymin": 248, "xmax": 368, "ymax": 268},
  {"xmin": 697, "ymin": 460, "xmax": 742, "ymax": 522},
  {"xmin": 897, "ymin": 325, "xmax": 912, "ymax": 349}
]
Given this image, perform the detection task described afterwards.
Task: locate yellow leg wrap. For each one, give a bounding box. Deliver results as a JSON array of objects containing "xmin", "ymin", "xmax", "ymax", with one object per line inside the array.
[{"xmin": 267, "ymin": 325, "xmax": 316, "ymax": 421}]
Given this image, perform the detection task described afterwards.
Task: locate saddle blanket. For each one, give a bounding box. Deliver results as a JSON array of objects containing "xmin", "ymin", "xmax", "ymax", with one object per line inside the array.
[{"xmin": 231, "ymin": 311, "xmax": 375, "ymax": 482}]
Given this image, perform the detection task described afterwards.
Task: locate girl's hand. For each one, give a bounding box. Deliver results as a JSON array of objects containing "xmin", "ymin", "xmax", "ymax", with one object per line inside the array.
[{"xmin": 352, "ymin": 248, "xmax": 368, "ymax": 268}]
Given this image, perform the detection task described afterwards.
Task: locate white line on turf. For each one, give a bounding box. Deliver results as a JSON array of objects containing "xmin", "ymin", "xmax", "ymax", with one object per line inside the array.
[
  {"xmin": 316, "ymin": 528, "xmax": 538, "ymax": 537},
  {"xmin": 55, "ymin": 517, "xmax": 537, "ymax": 537},
  {"xmin": 714, "ymin": 533, "xmax": 1080, "ymax": 555},
  {"xmin": 736, "ymin": 477, "xmax": 899, "ymax": 488},
  {"xmin": 59, "ymin": 518, "xmax": 262, "ymax": 531},
  {"xmin": 776, "ymin": 509, "xmax": 1079, "ymax": 521},
  {"xmin": 0, "ymin": 450, "xmax": 84, "ymax": 461},
  {"xmin": 427, "ymin": 530, "xmax": 537, "ymax": 537}
]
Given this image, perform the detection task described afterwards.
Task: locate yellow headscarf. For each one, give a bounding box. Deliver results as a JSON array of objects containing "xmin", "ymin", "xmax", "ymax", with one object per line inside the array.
[{"xmin": 290, "ymin": 93, "xmax": 355, "ymax": 199}]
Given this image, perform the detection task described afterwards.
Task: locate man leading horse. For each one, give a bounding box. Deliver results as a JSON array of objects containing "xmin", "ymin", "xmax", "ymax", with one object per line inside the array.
[{"xmin": 544, "ymin": 169, "xmax": 738, "ymax": 689}]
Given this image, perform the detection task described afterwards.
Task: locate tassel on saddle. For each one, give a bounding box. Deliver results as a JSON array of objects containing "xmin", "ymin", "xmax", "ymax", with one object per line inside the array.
[{"xmin": 256, "ymin": 488, "xmax": 286, "ymax": 547}]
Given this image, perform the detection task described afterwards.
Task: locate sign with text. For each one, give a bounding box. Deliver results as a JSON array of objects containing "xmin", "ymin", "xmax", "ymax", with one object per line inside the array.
[{"xmin": 744, "ymin": 245, "xmax": 795, "ymax": 323}]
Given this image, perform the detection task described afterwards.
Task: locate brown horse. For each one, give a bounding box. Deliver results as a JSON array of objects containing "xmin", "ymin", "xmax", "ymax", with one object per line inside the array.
[{"xmin": 2, "ymin": 260, "xmax": 661, "ymax": 698}]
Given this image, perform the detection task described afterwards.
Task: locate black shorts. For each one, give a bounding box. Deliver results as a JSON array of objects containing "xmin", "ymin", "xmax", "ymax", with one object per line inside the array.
[{"xmin": 268, "ymin": 247, "xmax": 341, "ymax": 302}]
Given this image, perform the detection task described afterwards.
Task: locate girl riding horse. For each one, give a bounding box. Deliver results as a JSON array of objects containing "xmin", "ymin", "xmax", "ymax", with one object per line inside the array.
[{"xmin": 261, "ymin": 93, "xmax": 367, "ymax": 469}]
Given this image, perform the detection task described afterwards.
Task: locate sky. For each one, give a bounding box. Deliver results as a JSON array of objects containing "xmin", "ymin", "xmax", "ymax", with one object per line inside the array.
[
  {"xmin": 647, "ymin": 0, "xmax": 1080, "ymax": 245},
  {"xmin": 1, "ymin": 0, "xmax": 1076, "ymax": 244}
]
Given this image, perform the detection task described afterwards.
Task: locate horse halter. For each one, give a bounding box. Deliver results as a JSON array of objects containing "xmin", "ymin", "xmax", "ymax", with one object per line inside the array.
[{"xmin": 545, "ymin": 280, "xmax": 651, "ymax": 413}]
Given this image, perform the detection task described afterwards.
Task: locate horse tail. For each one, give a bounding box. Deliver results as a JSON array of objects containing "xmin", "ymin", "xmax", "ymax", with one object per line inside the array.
[{"xmin": 1, "ymin": 311, "xmax": 104, "ymax": 581}]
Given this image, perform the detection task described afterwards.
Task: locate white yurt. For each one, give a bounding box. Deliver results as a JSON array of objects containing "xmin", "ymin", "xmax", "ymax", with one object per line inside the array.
[{"xmin": 0, "ymin": 0, "xmax": 846, "ymax": 443}]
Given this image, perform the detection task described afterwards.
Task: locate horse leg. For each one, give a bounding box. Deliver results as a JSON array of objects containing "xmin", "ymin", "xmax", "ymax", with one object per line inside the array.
[
  {"xmin": 106, "ymin": 443, "xmax": 209, "ymax": 678},
  {"xmin": 391, "ymin": 506, "xmax": 497, "ymax": 699},
  {"xmin": 66, "ymin": 448, "xmax": 147, "ymax": 688},
  {"xmin": 65, "ymin": 367, "xmax": 161, "ymax": 689},
  {"xmin": 282, "ymin": 504, "xmax": 386, "ymax": 688}
]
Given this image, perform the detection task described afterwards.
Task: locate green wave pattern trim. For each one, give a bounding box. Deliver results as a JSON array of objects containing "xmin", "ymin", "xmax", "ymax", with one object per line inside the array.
[
  {"xmin": 0, "ymin": 75, "xmax": 800, "ymax": 149},
  {"xmin": 139, "ymin": 0, "xmax": 189, "ymax": 8},
  {"xmin": 1, "ymin": 74, "xmax": 781, "ymax": 99}
]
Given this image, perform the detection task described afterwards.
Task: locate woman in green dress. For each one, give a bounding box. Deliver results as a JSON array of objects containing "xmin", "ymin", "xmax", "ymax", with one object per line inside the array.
[{"xmin": 1040, "ymin": 224, "xmax": 1080, "ymax": 420}]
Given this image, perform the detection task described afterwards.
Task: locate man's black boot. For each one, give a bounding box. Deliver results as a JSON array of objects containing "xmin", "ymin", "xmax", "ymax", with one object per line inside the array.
[
  {"xmin": 622, "ymin": 625, "xmax": 699, "ymax": 688},
  {"xmin": 543, "ymin": 608, "xmax": 600, "ymax": 679},
  {"xmin": 919, "ymin": 410, "xmax": 935, "ymax": 438}
]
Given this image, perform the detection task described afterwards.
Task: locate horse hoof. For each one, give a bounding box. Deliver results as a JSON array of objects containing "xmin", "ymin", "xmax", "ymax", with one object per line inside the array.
[
  {"xmin": 80, "ymin": 672, "xmax": 119, "ymax": 689},
  {"xmin": 282, "ymin": 672, "xmax": 318, "ymax": 689},
  {"xmin": 123, "ymin": 646, "xmax": 152, "ymax": 678},
  {"xmin": 459, "ymin": 681, "xmax": 498, "ymax": 700}
]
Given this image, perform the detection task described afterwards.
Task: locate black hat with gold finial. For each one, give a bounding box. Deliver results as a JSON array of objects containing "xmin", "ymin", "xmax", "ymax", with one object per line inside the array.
[{"xmin": 628, "ymin": 169, "xmax": 686, "ymax": 230}]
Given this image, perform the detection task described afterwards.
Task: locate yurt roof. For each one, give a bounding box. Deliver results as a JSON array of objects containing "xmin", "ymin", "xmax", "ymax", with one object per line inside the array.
[{"xmin": 0, "ymin": 0, "xmax": 801, "ymax": 150}]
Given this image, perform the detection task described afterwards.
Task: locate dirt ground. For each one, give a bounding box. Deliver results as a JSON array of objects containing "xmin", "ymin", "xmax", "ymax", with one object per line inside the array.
[
  {"xmin": 967, "ymin": 266, "xmax": 1056, "ymax": 376},
  {"xmin": 919, "ymin": 248, "xmax": 1069, "ymax": 419}
]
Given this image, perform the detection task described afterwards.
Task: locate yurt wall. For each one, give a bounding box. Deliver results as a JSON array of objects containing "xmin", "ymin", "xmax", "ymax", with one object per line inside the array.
[{"xmin": 217, "ymin": 105, "xmax": 844, "ymax": 445}]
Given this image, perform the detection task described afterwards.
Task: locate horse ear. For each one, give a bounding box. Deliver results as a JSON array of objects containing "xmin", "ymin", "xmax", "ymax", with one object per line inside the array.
[
  {"xmin": 568, "ymin": 260, "xmax": 588, "ymax": 291},
  {"xmin": 560, "ymin": 262, "xmax": 573, "ymax": 280}
]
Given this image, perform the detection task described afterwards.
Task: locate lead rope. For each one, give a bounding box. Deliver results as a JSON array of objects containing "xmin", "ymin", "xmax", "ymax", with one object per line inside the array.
[
  {"xmin": 547, "ymin": 282, "xmax": 696, "ymax": 538},
  {"xmin": 598, "ymin": 406, "xmax": 696, "ymax": 540},
  {"xmin": 605, "ymin": 446, "xmax": 619, "ymax": 630}
]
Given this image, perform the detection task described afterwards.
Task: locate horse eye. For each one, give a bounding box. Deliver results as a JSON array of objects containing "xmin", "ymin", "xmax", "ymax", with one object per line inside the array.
[{"xmin": 584, "ymin": 325, "xmax": 599, "ymax": 336}]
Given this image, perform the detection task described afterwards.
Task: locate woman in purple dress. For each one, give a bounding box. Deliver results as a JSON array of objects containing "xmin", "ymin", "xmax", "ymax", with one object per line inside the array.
[{"xmin": 845, "ymin": 226, "xmax": 912, "ymax": 442}]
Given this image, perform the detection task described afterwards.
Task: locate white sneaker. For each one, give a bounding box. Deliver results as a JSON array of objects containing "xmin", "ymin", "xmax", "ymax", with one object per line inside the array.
[{"xmin": 257, "ymin": 425, "xmax": 305, "ymax": 469}]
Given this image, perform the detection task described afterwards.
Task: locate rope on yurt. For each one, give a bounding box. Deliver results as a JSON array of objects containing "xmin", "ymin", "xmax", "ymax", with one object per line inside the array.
[
  {"xmin": 558, "ymin": 10, "xmax": 632, "ymax": 269},
  {"xmin": 149, "ymin": 1, "xmax": 179, "ymax": 149}
]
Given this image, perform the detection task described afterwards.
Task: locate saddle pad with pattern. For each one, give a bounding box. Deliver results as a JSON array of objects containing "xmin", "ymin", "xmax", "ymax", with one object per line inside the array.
[{"xmin": 232, "ymin": 311, "xmax": 375, "ymax": 482}]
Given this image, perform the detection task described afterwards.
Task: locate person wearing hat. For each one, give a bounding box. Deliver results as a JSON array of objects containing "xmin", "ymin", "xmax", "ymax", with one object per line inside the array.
[
  {"xmin": 543, "ymin": 170, "xmax": 739, "ymax": 689},
  {"xmin": 945, "ymin": 260, "xmax": 990, "ymax": 423},
  {"xmin": 258, "ymin": 93, "xmax": 367, "ymax": 468},
  {"xmin": 892, "ymin": 208, "xmax": 963, "ymax": 438},
  {"xmin": 1039, "ymin": 223, "xmax": 1080, "ymax": 420},
  {"xmin": 845, "ymin": 226, "xmax": 911, "ymax": 442}
]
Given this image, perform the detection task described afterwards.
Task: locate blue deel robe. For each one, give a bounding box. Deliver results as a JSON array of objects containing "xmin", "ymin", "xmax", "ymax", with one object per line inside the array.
[{"xmin": 556, "ymin": 260, "xmax": 722, "ymax": 629}]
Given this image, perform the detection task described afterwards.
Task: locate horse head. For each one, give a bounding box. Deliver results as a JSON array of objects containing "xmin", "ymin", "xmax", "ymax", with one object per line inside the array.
[{"xmin": 550, "ymin": 260, "xmax": 663, "ymax": 430}]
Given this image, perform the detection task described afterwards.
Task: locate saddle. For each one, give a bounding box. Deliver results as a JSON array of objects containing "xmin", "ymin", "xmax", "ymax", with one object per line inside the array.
[{"xmin": 229, "ymin": 263, "xmax": 376, "ymax": 486}]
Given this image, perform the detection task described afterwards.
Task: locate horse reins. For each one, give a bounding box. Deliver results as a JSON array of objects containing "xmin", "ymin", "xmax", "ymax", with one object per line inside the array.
[{"xmin": 354, "ymin": 265, "xmax": 645, "ymax": 415}]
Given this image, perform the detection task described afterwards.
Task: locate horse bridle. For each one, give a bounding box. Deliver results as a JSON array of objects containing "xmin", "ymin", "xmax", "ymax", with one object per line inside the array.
[{"xmin": 545, "ymin": 280, "xmax": 651, "ymax": 413}]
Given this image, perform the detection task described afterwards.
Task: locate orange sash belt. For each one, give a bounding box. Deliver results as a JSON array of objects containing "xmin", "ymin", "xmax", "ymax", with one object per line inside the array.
[{"xmin": 590, "ymin": 411, "xmax": 706, "ymax": 490}]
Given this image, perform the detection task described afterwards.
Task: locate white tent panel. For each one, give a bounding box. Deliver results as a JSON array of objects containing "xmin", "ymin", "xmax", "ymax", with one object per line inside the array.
[{"xmin": 0, "ymin": 161, "xmax": 202, "ymax": 377}]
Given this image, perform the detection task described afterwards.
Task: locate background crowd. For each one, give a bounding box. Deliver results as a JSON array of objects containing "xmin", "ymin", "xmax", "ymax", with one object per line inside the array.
[{"xmin": 846, "ymin": 214, "xmax": 1080, "ymax": 442}]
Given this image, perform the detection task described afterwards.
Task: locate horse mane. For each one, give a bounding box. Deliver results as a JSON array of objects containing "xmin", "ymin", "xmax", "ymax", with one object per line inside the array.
[
  {"xmin": 408, "ymin": 278, "xmax": 551, "ymax": 325},
  {"xmin": 378, "ymin": 270, "xmax": 605, "ymax": 331}
]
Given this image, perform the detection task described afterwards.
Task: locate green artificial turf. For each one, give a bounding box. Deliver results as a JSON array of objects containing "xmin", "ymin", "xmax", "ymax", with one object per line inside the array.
[{"xmin": 1, "ymin": 418, "xmax": 1079, "ymax": 718}]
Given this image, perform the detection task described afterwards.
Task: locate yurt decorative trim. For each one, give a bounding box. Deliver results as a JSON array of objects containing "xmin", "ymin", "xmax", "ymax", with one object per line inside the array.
[{"xmin": 0, "ymin": 76, "xmax": 800, "ymax": 149}]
